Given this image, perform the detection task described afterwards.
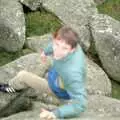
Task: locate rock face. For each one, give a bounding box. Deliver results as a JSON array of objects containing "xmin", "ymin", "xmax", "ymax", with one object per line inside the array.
[
  {"xmin": 0, "ymin": 0, "xmax": 25, "ymax": 52},
  {"xmin": 90, "ymin": 14, "xmax": 120, "ymax": 83},
  {"xmin": 1, "ymin": 95, "xmax": 120, "ymax": 120},
  {"xmin": 0, "ymin": 0, "xmax": 120, "ymax": 120},
  {"xmin": 0, "ymin": 89, "xmax": 32, "ymax": 118},
  {"xmin": 86, "ymin": 57, "xmax": 111, "ymax": 96},
  {"xmin": 42, "ymin": 0, "xmax": 97, "ymax": 26}
]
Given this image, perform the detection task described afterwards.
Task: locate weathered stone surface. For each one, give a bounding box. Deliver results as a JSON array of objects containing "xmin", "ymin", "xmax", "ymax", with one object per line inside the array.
[
  {"xmin": 1, "ymin": 95, "xmax": 120, "ymax": 120},
  {"xmin": 42, "ymin": 0, "xmax": 97, "ymax": 26},
  {"xmin": 0, "ymin": 89, "xmax": 32, "ymax": 118},
  {"xmin": 86, "ymin": 57, "xmax": 111, "ymax": 96},
  {"xmin": 0, "ymin": 0, "xmax": 25, "ymax": 52},
  {"xmin": 0, "ymin": 92, "xmax": 17, "ymax": 110},
  {"xmin": 90, "ymin": 14, "xmax": 120, "ymax": 83},
  {"xmin": 0, "ymin": 0, "xmax": 120, "ymax": 120}
]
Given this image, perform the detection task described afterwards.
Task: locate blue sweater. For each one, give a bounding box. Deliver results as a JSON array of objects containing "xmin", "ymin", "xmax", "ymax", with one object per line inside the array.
[{"xmin": 44, "ymin": 39, "xmax": 87, "ymax": 118}]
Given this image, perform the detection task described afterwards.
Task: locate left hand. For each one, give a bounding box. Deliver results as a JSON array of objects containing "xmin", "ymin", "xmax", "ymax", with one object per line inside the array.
[{"xmin": 40, "ymin": 108, "xmax": 56, "ymax": 120}]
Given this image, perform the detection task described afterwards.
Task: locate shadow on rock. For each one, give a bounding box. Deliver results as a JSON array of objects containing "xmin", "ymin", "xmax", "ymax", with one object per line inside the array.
[{"xmin": 0, "ymin": 89, "xmax": 32, "ymax": 118}]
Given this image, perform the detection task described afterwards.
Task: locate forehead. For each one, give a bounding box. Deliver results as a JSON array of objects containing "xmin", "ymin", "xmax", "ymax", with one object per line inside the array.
[{"xmin": 54, "ymin": 39, "xmax": 71, "ymax": 48}]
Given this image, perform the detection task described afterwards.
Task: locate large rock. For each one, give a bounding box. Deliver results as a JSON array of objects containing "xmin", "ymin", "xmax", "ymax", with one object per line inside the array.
[
  {"xmin": 87, "ymin": 95, "xmax": 120, "ymax": 116},
  {"xmin": 0, "ymin": 0, "xmax": 25, "ymax": 52},
  {"xmin": 42, "ymin": 0, "xmax": 98, "ymax": 52},
  {"xmin": 42, "ymin": 0, "xmax": 97, "ymax": 26},
  {"xmin": 0, "ymin": 53, "xmax": 51, "ymax": 84},
  {"xmin": 1, "ymin": 95, "xmax": 120, "ymax": 120},
  {"xmin": 87, "ymin": 57, "xmax": 111, "ymax": 96},
  {"xmin": 0, "ymin": 93, "xmax": 17, "ymax": 110},
  {"xmin": 25, "ymin": 34, "xmax": 112, "ymax": 96},
  {"xmin": 90, "ymin": 14, "xmax": 120, "ymax": 83},
  {"xmin": 0, "ymin": 89, "xmax": 32, "ymax": 118}
]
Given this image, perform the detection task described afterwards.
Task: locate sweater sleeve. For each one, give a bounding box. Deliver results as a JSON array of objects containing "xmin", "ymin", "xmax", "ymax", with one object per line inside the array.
[
  {"xmin": 43, "ymin": 40, "xmax": 53, "ymax": 56},
  {"xmin": 52, "ymin": 69, "xmax": 87, "ymax": 118}
]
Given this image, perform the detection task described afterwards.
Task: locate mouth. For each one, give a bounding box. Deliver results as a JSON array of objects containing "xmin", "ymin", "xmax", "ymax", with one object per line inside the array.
[{"xmin": 53, "ymin": 54, "xmax": 63, "ymax": 60}]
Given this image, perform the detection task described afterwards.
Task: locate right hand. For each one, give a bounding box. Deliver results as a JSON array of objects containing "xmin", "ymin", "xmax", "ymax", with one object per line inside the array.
[
  {"xmin": 40, "ymin": 49, "xmax": 47, "ymax": 63},
  {"xmin": 40, "ymin": 108, "xmax": 56, "ymax": 120}
]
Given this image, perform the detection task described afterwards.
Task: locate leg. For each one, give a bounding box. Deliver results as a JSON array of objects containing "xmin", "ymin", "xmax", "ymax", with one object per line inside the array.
[
  {"xmin": 9, "ymin": 70, "xmax": 61, "ymax": 105},
  {"xmin": 9, "ymin": 70, "xmax": 50, "ymax": 93}
]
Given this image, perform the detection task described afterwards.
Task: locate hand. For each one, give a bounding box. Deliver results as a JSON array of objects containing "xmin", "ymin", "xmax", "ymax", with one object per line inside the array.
[
  {"xmin": 40, "ymin": 108, "xmax": 56, "ymax": 120},
  {"xmin": 40, "ymin": 49, "xmax": 47, "ymax": 63}
]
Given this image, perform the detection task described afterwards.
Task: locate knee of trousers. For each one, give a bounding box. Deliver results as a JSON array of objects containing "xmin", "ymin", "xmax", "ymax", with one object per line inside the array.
[
  {"xmin": 9, "ymin": 70, "xmax": 29, "ymax": 89},
  {"xmin": 17, "ymin": 70, "xmax": 29, "ymax": 77}
]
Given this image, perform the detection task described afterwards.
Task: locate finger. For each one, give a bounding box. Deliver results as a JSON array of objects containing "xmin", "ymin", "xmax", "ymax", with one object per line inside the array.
[
  {"xmin": 47, "ymin": 114, "xmax": 52, "ymax": 119},
  {"xmin": 40, "ymin": 111, "xmax": 49, "ymax": 118},
  {"xmin": 41, "ymin": 108, "xmax": 47, "ymax": 112},
  {"xmin": 40, "ymin": 48, "xmax": 43, "ymax": 54},
  {"xmin": 47, "ymin": 113, "xmax": 56, "ymax": 120},
  {"xmin": 43, "ymin": 58, "xmax": 47, "ymax": 63},
  {"xmin": 42, "ymin": 58, "xmax": 47, "ymax": 64},
  {"xmin": 40, "ymin": 112, "xmax": 46, "ymax": 118}
]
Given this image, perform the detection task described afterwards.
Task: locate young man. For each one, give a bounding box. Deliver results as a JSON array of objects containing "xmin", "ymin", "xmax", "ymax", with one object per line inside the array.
[{"xmin": 0, "ymin": 26, "xmax": 87, "ymax": 119}]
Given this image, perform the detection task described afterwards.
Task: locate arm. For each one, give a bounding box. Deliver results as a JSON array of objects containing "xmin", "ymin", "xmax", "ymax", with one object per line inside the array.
[
  {"xmin": 40, "ymin": 40, "xmax": 53, "ymax": 63},
  {"xmin": 53, "ymin": 70, "xmax": 87, "ymax": 118},
  {"xmin": 43, "ymin": 41, "xmax": 53, "ymax": 56}
]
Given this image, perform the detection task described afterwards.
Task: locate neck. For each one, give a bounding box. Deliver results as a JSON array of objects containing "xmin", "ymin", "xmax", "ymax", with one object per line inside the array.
[{"xmin": 54, "ymin": 46, "xmax": 77, "ymax": 62}]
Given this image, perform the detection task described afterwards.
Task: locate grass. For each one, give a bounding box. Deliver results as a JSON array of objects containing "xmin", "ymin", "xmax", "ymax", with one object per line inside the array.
[
  {"xmin": 97, "ymin": 0, "xmax": 120, "ymax": 21},
  {"xmin": 111, "ymin": 80, "xmax": 120, "ymax": 100},
  {"xmin": 0, "ymin": 51, "xmax": 24, "ymax": 66},
  {"xmin": 0, "ymin": 49, "xmax": 33, "ymax": 66},
  {"xmin": 25, "ymin": 11, "xmax": 62, "ymax": 37}
]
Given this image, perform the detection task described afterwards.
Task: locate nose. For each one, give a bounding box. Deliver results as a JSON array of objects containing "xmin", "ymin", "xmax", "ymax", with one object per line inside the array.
[{"xmin": 54, "ymin": 44, "xmax": 62, "ymax": 51}]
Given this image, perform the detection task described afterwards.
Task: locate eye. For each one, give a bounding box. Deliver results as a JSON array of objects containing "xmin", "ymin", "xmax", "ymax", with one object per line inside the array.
[
  {"xmin": 63, "ymin": 47, "xmax": 68, "ymax": 50},
  {"xmin": 55, "ymin": 42, "xmax": 60, "ymax": 47},
  {"xmin": 56, "ymin": 43, "xmax": 59, "ymax": 46}
]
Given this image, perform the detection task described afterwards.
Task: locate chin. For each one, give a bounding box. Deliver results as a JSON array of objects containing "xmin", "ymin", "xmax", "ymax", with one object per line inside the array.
[
  {"xmin": 54, "ymin": 56, "xmax": 63, "ymax": 60},
  {"xmin": 54, "ymin": 57, "xmax": 62, "ymax": 60}
]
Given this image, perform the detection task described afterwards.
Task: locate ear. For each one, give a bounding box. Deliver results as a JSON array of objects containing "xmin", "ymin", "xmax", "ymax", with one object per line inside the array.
[{"xmin": 70, "ymin": 47, "xmax": 76, "ymax": 53}]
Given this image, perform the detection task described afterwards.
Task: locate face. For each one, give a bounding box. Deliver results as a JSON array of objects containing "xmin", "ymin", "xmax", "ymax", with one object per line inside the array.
[{"xmin": 53, "ymin": 38, "xmax": 75, "ymax": 60}]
